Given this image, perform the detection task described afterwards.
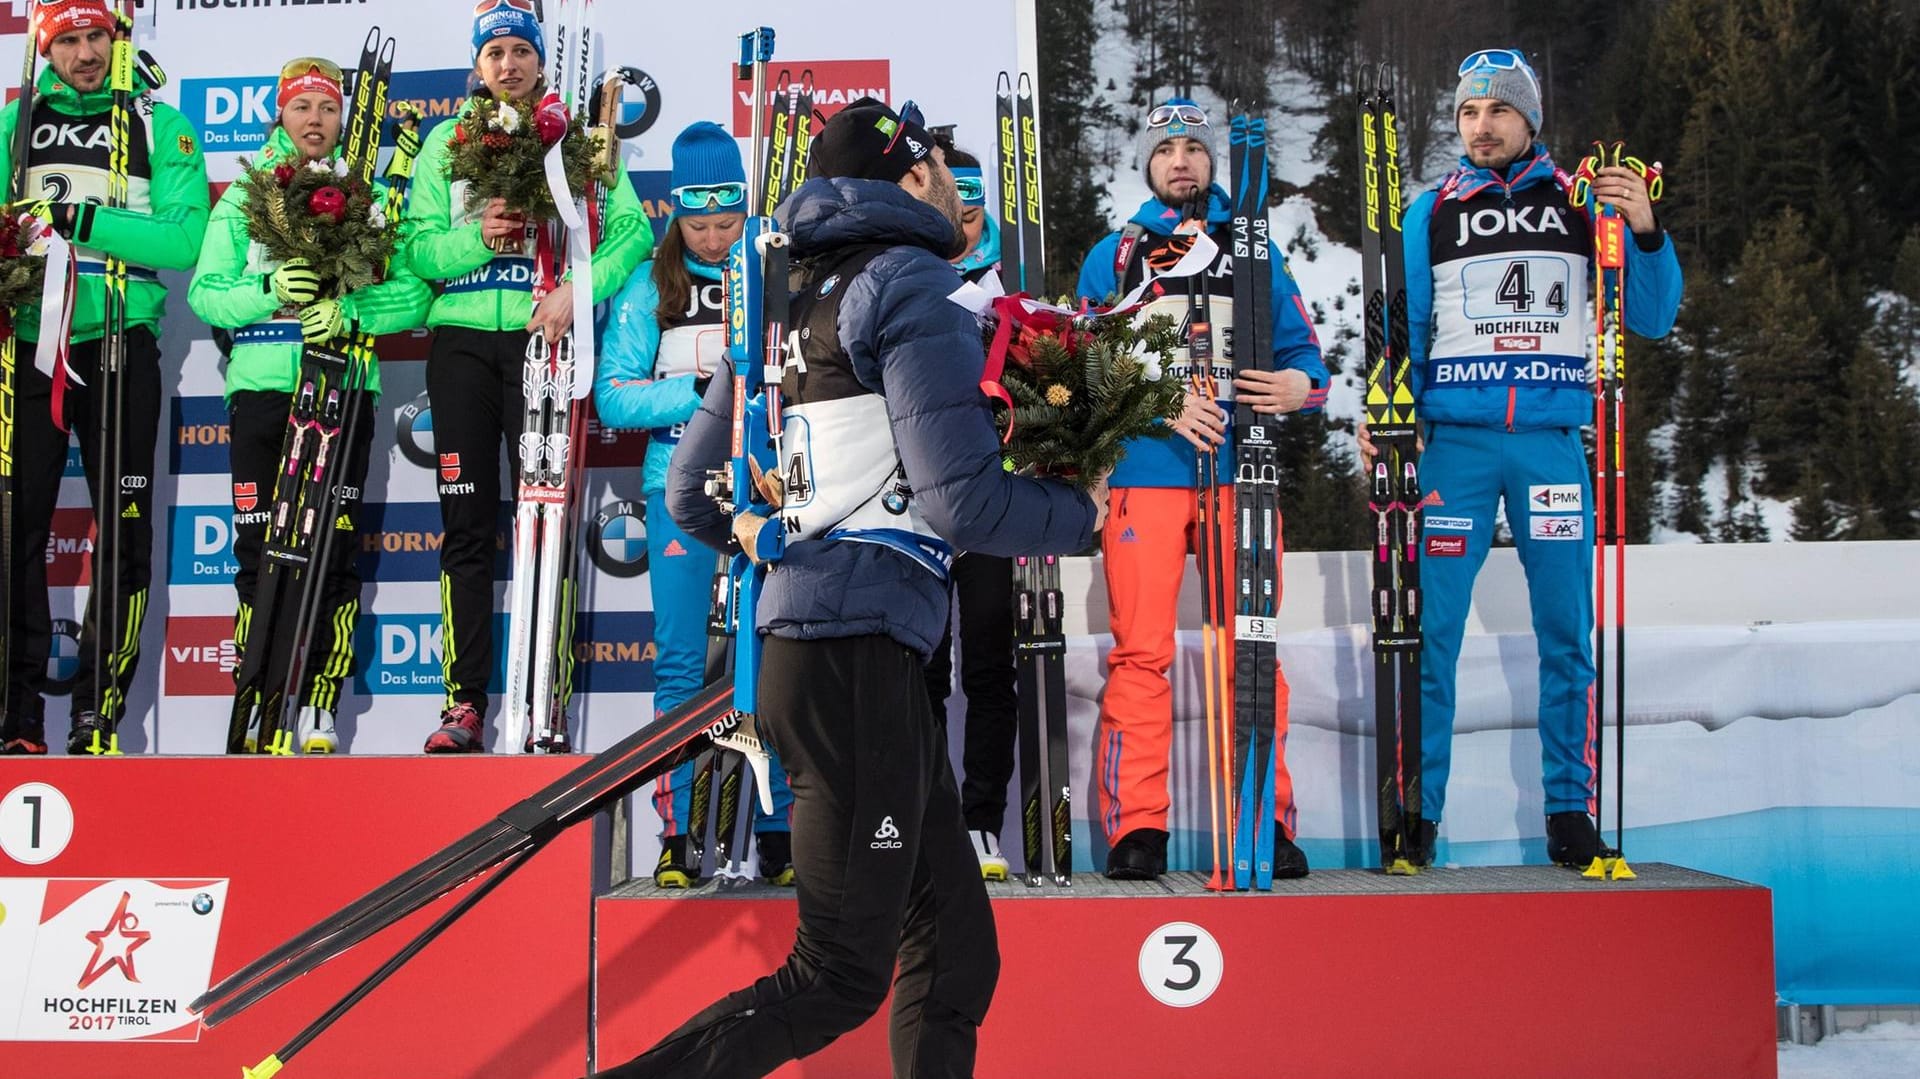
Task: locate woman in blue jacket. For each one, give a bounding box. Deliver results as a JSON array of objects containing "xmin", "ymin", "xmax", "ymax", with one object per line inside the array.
[{"xmin": 596, "ymin": 122, "xmax": 792, "ymax": 887}]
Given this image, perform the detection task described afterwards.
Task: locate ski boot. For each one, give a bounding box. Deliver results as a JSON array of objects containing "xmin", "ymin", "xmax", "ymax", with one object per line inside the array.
[
  {"xmin": 423, "ymin": 702, "xmax": 485, "ymax": 753},
  {"xmin": 1547, "ymin": 811, "xmax": 1602, "ymax": 868},
  {"xmin": 1104, "ymin": 827, "xmax": 1168, "ymax": 881},
  {"xmin": 654, "ymin": 834, "xmax": 699, "ymax": 889},
  {"xmin": 970, "ymin": 829, "xmax": 1010, "ymax": 882},
  {"xmin": 297, "ymin": 706, "xmax": 339, "ymax": 755},
  {"xmin": 1, "ymin": 721, "xmax": 49, "ymax": 755},
  {"xmin": 757, "ymin": 830, "xmax": 795, "ymax": 887},
  {"xmin": 1272, "ymin": 833, "xmax": 1311, "ymax": 880},
  {"xmin": 67, "ymin": 712, "xmax": 119, "ymax": 756}
]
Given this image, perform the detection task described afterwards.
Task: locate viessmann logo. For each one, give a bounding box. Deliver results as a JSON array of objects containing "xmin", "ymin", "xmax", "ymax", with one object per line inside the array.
[
  {"xmin": 730, "ymin": 60, "xmax": 890, "ymax": 137},
  {"xmin": 162, "ymin": 615, "xmax": 239, "ymax": 696}
]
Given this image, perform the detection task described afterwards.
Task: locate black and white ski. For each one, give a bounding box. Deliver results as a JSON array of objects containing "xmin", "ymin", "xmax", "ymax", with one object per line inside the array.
[
  {"xmin": 0, "ymin": 9, "xmax": 43, "ymax": 742},
  {"xmin": 1360, "ymin": 68, "xmax": 1423, "ymax": 873}
]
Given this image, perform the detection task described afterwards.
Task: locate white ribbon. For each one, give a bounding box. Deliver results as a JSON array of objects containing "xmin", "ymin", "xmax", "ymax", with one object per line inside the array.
[
  {"xmin": 541, "ymin": 141, "xmax": 597, "ymax": 398},
  {"xmin": 25, "ymin": 218, "xmax": 78, "ymax": 385}
]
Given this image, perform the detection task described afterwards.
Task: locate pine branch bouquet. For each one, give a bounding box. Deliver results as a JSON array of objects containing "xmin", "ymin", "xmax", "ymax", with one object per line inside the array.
[
  {"xmin": 236, "ymin": 155, "xmax": 395, "ymax": 295},
  {"xmin": 445, "ymin": 92, "xmax": 600, "ymax": 221},
  {"xmin": 0, "ymin": 209, "xmax": 47, "ymax": 316},
  {"xmin": 983, "ymin": 296, "xmax": 1187, "ymax": 486}
]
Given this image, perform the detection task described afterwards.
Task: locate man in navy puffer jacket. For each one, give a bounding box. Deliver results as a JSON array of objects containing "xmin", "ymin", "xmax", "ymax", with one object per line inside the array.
[{"xmin": 594, "ymin": 98, "xmax": 1101, "ymax": 1079}]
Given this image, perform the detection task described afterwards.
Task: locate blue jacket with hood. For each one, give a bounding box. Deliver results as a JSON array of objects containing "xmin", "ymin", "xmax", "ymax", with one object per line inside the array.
[{"xmin": 666, "ymin": 177, "xmax": 1095, "ymax": 658}]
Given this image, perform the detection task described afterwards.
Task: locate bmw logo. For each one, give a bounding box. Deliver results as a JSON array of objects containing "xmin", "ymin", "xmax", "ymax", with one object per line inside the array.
[
  {"xmin": 46, "ymin": 618, "xmax": 81, "ymax": 694},
  {"xmin": 592, "ymin": 67, "xmax": 663, "ymax": 141},
  {"xmin": 192, "ymin": 893, "xmax": 215, "ymax": 916},
  {"xmin": 817, "ymin": 274, "xmax": 840, "ymax": 298},
  {"xmin": 589, "ymin": 500, "xmax": 648, "ymax": 578},
  {"xmin": 395, "ymin": 391, "xmax": 436, "ymax": 469}
]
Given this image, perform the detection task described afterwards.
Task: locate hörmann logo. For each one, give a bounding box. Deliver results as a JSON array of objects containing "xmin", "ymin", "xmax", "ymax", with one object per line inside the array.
[
  {"xmin": 730, "ymin": 60, "xmax": 889, "ymax": 136},
  {"xmin": 170, "ymin": 395, "xmax": 229, "ymax": 475},
  {"xmin": 354, "ymin": 502, "xmax": 512, "ymax": 583}
]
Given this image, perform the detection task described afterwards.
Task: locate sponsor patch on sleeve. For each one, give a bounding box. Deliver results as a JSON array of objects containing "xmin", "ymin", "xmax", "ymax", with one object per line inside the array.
[
  {"xmin": 1528, "ymin": 514, "xmax": 1584, "ymax": 541},
  {"xmin": 1425, "ymin": 534, "xmax": 1468, "ymax": 558},
  {"xmin": 1528, "ymin": 484, "xmax": 1583, "ymax": 512},
  {"xmin": 1424, "ymin": 515, "xmax": 1474, "ymax": 532}
]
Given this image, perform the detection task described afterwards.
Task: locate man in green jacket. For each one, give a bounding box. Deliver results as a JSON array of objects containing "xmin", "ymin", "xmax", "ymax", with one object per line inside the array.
[
  {"xmin": 405, "ymin": 5, "xmax": 651, "ymax": 752},
  {"xmin": 0, "ymin": 1, "xmax": 210, "ymax": 756},
  {"xmin": 189, "ymin": 59, "xmax": 432, "ymax": 753}
]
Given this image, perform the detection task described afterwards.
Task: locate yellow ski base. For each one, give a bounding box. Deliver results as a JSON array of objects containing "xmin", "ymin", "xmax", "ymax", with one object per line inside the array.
[
  {"xmin": 302, "ymin": 738, "xmax": 334, "ymax": 755},
  {"xmin": 1609, "ymin": 858, "xmax": 1637, "ymax": 880},
  {"xmin": 243, "ymin": 1053, "xmax": 284, "ymax": 1079},
  {"xmin": 767, "ymin": 867, "xmax": 796, "ymax": 887},
  {"xmin": 1582, "ymin": 856, "xmax": 1637, "ymax": 880},
  {"xmin": 265, "ymin": 731, "xmax": 295, "ymax": 757},
  {"xmin": 981, "ymin": 864, "xmax": 1009, "ymax": 883},
  {"xmin": 654, "ymin": 869, "xmax": 693, "ymax": 889},
  {"xmin": 1386, "ymin": 858, "xmax": 1419, "ymax": 876},
  {"xmin": 82, "ymin": 731, "xmax": 123, "ymax": 757},
  {"xmin": 1582, "ymin": 856, "xmax": 1608, "ymax": 879}
]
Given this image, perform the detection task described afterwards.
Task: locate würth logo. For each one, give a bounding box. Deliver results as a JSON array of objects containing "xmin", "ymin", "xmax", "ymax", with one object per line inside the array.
[
  {"xmin": 232, "ymin": 482, "xmax": 258, "ymax": 513},
  {"xmin": 871, "ymin": 816, "xmax": 903, "ymax": 850},
  {"xmin": 438, "ymin": 452, "xmax": 461, "ymax": 483}
]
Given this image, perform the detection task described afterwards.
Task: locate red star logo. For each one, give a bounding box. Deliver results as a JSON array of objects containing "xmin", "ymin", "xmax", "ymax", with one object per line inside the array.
[{"xmin": 78, "ymin": 891, "xmax": 150, "ymax": 990}]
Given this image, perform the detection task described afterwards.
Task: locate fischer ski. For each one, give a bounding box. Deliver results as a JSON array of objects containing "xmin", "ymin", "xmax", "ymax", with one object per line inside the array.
[
  {"xmin": 501, "ymin": 0, "xmax": 600, "ymax": 754},
  {"xmin": 0, "ymin": 4, "xmax": 43, "ymax": 743},
  {"xmin": 1227, "ymin": 112, "xmax": 1282, "ymax": 890},
  {"xmin": 1570, "ymin": 141, "xmax": 1662, "ymax": 881},
  {"xmin": 1360, "ymin": 67, "xmax": 1423, "ymax": 873},
  {"xmin": 227, "ymin": 28, "xmax": 399, "ymax": 756}
]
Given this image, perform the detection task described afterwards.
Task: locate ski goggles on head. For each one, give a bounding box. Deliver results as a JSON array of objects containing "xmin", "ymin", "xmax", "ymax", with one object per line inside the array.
[
  {"xmin": 951, "ymin": 168, "xmax": 985, "ymax": 207},
  {"xmin": 670, "ymin": 182, "xmax": 747, "ymax": 213},
  {"xmin": 1458, "ymin": 49, "xmax": 1535, "ymax": 78},
  {"xmin": 898, "ymin": 99, "xmax": 926, "ymax": 130},
  {"xmin": 1147, "ymin": 103, "xmax": 1208, "ymax": 129},
  {"xmin": 473, "ymin": 0, "xmax": 537, "ymax": 14},
  {"xmin": 278, "ymin": 57, "xmax": 345, "ymax": 108}
]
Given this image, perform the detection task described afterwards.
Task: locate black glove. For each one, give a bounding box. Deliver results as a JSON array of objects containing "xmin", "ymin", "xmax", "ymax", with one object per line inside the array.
[{"xmin": 46, "ymin": 202, "xmax": 92, "ymax": 240}]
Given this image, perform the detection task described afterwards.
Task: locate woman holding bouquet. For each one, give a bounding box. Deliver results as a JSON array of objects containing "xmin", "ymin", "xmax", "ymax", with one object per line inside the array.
[
  {"xmin": 188, "ymin": 58, "xmax": 431, "ymax": 753},
  {"xmin": 405, "ymin": 0, "xmax": 651, "ymax": 752}
]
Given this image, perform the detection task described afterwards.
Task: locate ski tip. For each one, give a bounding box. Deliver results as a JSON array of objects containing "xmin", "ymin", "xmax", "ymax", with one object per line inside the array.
[
  {"xmin": 1016, "ymin": 71, "xmax": 1034, "ymax": 95},
  {"xmin": 242, "ymin": 1054, "xmax": 285, "ymax": 1079},
  {"xmin": 996, "ymin": 70, "xmax": 1012, "ymax": 92}
]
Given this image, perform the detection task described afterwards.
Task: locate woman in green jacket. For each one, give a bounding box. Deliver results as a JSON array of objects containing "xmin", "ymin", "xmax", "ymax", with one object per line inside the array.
[
  {"xmin": 405, "ymin": 4, "xmax": 650, "ymax": 752},
  {"xmin": 189, "ymin": 58, "xmax": 430, "ymax": 753}
]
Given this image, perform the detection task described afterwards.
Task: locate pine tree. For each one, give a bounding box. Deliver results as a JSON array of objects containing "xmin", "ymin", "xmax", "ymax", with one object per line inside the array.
[{"xmin": 1037, "ymin": 0, "xmax": 1118, "ymax": 298}]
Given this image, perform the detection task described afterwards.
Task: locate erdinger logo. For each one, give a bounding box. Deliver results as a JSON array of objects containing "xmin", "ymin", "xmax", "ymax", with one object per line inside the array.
[
  {"xmin": 589, "ymin": 500, "xmax": 648, "ymax": 579},
  {"xmin": 47, "ymin": 618, "xmax": 82, "ymax": 693},
  {"xmin": 395, "ymin": 391, "xmax": 436, "ymax": 468},
  {"xmin": 592, "ymin": 67, "xmax": 663, "ymax": 141},
  {"xmin": 871, "ymin": 816, "xmax": 903, "ymax": 850},
  {"xmin": 78, "ymin": 892, "xmax": 150, "ymax": 991},
  {"xmin": 730, "ymin": 60, "xmax": 890, "ymax": 136}
]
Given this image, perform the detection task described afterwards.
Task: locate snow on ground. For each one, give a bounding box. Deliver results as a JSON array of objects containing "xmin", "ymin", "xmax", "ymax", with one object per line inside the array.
[{"xmin": 1778, "ymin": 1021, "xmax": 1920, "ymax": 1079}]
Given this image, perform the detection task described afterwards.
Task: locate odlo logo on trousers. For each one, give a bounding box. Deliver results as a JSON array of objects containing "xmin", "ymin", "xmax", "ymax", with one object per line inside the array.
[{"xmin": 871, "ymin": 816, "xmax": 902, "ymax": 851}]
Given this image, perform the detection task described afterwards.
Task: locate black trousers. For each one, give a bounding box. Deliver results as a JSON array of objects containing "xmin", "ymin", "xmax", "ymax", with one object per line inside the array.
[
  {"xmin": 228, "ymin": 388, "xmax": 375, "ymax": 713},
  {"xmin": 3, "ymin": 328, "xmax": 159, "ymax": 732},
  {"xmin": 596, "ymin": 634, "xmax": 999, "ymax": 1079},
  {"xmin": 922, "ymin": 553, "xmax": 1018, "ymax": 837},
  {"xmin": 425, "ymin": 325, "xmax": 527, "ymax": 710}
]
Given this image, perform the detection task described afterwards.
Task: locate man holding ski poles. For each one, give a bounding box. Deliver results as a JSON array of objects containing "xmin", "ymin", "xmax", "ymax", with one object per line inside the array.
[
  {"xmin": 1358, "ymin": 49, "xmax": 1682, "ymax": 867},
  {"xmin": 0, "ymin": 0, "xmax": 209, "ymax": 755},
  {"xmin": 600, "ymin": 97, "xmax": 1102, "ymax": 1079},
  {"xmin": 1075, "ymin": 97, "xmax": 1326, "ymax": 881}
]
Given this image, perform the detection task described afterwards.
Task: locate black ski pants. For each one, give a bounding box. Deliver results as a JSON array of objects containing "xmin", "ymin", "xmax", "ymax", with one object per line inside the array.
[
  {"xmin": 228, "ymin": 388, "xmax": 375, "ymax": 714},
  {"xmin": 3, "ymin": 328, "xmax": 159, "ymax": 733},
  {"xmin": 922, "ymin": 553, "xmax": 1019, "ymax": 837},
  {"xmin": 596, "ymin": 634, "xmax": 1000, "ymax": 1079},
  {"xmin": 425, "ymin": 325, "xmax": 527, "ymax": 711}
]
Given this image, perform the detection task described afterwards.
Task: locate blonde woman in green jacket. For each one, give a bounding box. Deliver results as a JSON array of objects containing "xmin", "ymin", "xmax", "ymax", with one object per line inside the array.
[
  {"xmin": 188, "ymin": 59, "xmax": 430, "ymax": 753},
  {"xmin": 405, "ymin": 7, "xmax": 651, "ymax": 753}
]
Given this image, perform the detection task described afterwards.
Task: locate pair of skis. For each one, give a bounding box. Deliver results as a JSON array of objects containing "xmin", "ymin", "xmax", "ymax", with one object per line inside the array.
[
  {"xmin": 500, "ymin": 0, "xmax": 604, "ymax": 754},
  {"xmin": 1570, "ymin": 141, "xmax": 1662, "ymax": 880},
  {"xmin": 994, "ymin": 70, "xmax": 1072, "ymax": 886},
  {"xmin": 226, "ymin": 28, "xmax": 400, "ymax": 756},
  {"xmin": 0, "ymin": 4, "xmax": 42, "ymax": 741},
  {"xmin": 1359, "ymin": 69, "xmax": 1423, "ymax": 873},
  {"xmin": 759, "ymin": 69, "xmax": 812, "ymax": 216}
]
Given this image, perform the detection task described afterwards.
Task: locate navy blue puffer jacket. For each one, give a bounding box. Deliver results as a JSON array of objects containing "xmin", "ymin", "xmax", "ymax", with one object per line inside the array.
[{"xmin": 666, "ymin": 177, "xmax": 1095, "ymax": 657}]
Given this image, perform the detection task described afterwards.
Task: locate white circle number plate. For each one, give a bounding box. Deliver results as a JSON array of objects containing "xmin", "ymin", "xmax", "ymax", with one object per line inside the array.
[
  {"xmin": 1138, "ymin": 921, "xmax": 1223, "ymax": 1007},
  {"xmin": 1, "ymin": 783, "xmax": 75, "ymax": 865}
]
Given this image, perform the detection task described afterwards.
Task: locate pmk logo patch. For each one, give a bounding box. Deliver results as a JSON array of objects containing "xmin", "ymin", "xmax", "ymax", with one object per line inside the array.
[
  {"xmin": 1528, "ymin": 484, "xmax": 1582, "ymax": 512},
  {"xmin": 438, "ymin": 452, "xmax": 461, "ymax": 483}
]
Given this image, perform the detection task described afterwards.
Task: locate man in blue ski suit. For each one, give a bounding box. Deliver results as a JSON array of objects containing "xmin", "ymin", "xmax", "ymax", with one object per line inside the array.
[
  {"xmin": 597, "ymin": 121, "xmax": 793, "ymax": 887},
  {"xmin": 1361, "ymin": 49, "xmax": 1682, "ymax": 867}
]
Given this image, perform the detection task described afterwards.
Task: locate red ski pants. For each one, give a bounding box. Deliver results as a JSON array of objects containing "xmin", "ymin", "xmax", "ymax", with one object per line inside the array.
[{"xmin": 1094, "ymin": 485, "xmax": 1299, "ymax": 843}]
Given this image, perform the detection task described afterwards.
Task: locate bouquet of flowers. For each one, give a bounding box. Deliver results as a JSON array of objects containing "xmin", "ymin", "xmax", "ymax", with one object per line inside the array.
[
  {"xmin": 444, "ymin": 92, "xmax": 601, "ymax": 220},
  {"xmin": 236, "ymin": 154, "xmax": 395, "ymax": 294},
  {"xmin": 0, "ymin": 210, "xmax": 47, "ymax": 316},
  {"xmin": 983, "ymin": 296, "xmax": 1187, "ymax": 486}
]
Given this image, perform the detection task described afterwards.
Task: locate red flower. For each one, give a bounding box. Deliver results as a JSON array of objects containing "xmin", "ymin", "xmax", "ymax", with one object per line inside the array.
[
  {"xmin": 482, "ymin": 131, "xmax": 513, "ymax": 151},
  {"xmin": 272, "ymin": 163, "xmax": 296, "ymax": 187},
  {"xmin": 454, "ymin": 123, "xmax": 469, "ymax": 144},
  {"xmin": 308, "ymin": 186, "xmax": 349, "ymax": 223}
]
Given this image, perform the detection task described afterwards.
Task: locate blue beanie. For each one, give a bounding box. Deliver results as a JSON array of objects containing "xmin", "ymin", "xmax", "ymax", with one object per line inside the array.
[
  {"xmin": 670, "ymin": 122, "xmax": 747, "ymax": 215},
  {"xmin": 471, "ymin": 0, "xmax": 546, "ymax": 65}
]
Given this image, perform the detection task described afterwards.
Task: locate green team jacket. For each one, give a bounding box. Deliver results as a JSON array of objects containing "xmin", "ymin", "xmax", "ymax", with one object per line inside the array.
[
  {"xmin": 0, "ymin": 66, "xmax": 210, "ymax": 344},
  {"xmin": 187, "ymin": 127, "xmax": 431, "ymax": 400},
  {"xmin": 406, "ymin": 97, "xmax": 652, "ymax": 328}
]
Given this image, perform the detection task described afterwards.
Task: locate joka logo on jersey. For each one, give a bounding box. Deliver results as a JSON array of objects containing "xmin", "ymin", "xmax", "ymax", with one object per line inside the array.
[
  {"xmin": 1452, "ymin": 205, "xmax": 1571, "ymax": 246},
  {"xmin": 167, "ymin": 506, "xmax": 241, "ymax": 585},
  {"xmin": 45, "ymin": 508, "xmax": 96, "ymax": 588},
  {"xmin": 729, "ymin": 60, "xmax": 890, "ymax": 137},
  {"xmin": 171, "ymin": 396, "xmax": 230, "ymax": 475},
  {"xmin": 588, "ymin": 500, "xmax": 648, "ymax": 579},
  {"xmin": 183, "ymin": 68, "xmax": 471, "ymax": 153},
  {"xmin": 1528, "ymin": 484, "xmax": 1583, "ymax": 512},
  {"xmin": 354, "ymin": 502, "xmax": 511, "ymax": 583},
  {"xmin": 1529, "ymin": 514, "xmax": 1585, "ymax": 541},
  {"xmin": 163, "ymin": 615, "xmax": 240, "ymax": 696}
]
